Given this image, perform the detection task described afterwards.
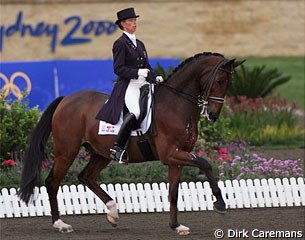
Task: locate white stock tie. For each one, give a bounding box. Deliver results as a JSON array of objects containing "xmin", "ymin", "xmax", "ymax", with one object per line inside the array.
[{"xmin": 131, "ymin": 36, "xmax": 137, "ymax": 47}]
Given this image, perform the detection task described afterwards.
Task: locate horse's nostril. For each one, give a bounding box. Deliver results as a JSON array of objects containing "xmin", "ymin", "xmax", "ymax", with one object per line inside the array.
[{"xmin": 209, "ymin": 112, "xmax": 217, "ymax": 122}]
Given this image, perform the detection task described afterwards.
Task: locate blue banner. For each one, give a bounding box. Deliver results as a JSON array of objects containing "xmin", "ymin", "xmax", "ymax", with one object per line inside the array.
[
  {"xmin": 0, "ymin": 11, "xmax": 118, "ymax": 53},
  {"xmin": 0, "ymin": 58, "xmax": 180, "ymax": 110}
]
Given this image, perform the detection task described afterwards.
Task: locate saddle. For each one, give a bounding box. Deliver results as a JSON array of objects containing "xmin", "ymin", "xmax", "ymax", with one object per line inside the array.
[
  {"xmin": 124, "ymin": 83, "xmax": 155, "ymax": 161},
  {"xmin": 98, "ymin": 79, "xmax": 156, "ymax": 162},
  {"xmin": 98, "ymin": 84, "xmax": 153, "ymax": 136},
  {"xmin": 137, "ymin": 84, "xmax": 150, "ymax": 127}
]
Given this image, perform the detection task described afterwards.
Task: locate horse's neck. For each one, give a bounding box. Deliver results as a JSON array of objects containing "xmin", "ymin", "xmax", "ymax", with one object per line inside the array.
[
  {"xmin": 154, "ymin": 79, "xmax": 201, "ymax": 124},
  {"xmin": 169, "ymin": 68, "xmax": 200, "ymax": 95},
  {"xmin": 156, "ymin": 61, "xmax": 204, "ymax": 116}
]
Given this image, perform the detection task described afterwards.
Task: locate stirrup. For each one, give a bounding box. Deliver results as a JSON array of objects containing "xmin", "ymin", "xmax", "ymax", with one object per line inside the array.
[{"xmin": 110, "ymin": 147, "xmax": 128, "ymax": 164}]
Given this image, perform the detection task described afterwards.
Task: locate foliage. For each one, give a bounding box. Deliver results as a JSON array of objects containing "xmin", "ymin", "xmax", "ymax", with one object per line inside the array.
[
  {"xmin": 197, "ymin": 96, "xmax": 304, "ymax": 147},
  {"xmin": 154, "ymin": 63, "xmax": 174, "ymax": 79},
  {"xmin": 0, "ymin": 98, "xmax": 40, "ymax": 161},
  {"xmin": 223, "ymin": 95, "xmax": 304, "ymax": 146},
  {"xmin": 198, "ymin": 105, "xmax": 231, "ymax": 143},
  {"xmin": 214, "ymin": 142, "xmax": 303, "ymax": 180},
  {"xmin": 98, "ymin": 162, "xmax": 168, "ymax": 184},
  {"xmin": 228, "ymin": 64, "xmax": 291, "ymax": 98},
  {"xmin": 0, "ymin": 159, "xmax": 20, "ymax": 188},
  {"xmin": 193, "ymin": 140, "xmax": 304, "ymax": 181},
  {"xmin": 243, "ymin": 56, "xmax": 304, "ymax": 109},
  {"xmin": 2, "ymin": 139, "xmax": 304, "ymax": 188}
]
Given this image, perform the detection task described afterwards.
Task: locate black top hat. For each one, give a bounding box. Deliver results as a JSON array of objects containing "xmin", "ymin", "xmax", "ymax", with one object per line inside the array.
[{"xmin": 115, "ymin": 8, "xmax": 139, "ymax": 25}]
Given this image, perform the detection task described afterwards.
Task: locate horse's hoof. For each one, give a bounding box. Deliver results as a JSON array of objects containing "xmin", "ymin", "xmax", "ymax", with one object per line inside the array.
[
  {"xmin": 106, "ymin": 200, "xmax": 119, "ymax": 227},
  {"xmin": 107, "ymin": 215, "xmax": 118, "ymax": 228},
  {"xmin": 176, "ymin": 224, "xmax": 190, "ymax": 235},
  {"xmin": 53, "ymin": 219, "xmax": 74, "ymax": 233},
  {"xmin": 213, "ymin": 201, "xmax": 227, "ymax": 215}
]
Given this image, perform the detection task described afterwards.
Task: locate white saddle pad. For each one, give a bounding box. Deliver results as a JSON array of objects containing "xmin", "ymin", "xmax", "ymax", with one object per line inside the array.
[{"xmin": 98, "ymin": 85, "xmax": 153, "ymax": 136}]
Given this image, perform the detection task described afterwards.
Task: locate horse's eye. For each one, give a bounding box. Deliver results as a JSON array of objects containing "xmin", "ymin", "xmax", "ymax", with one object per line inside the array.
[{"xmin": 216, "ymin": 79, "xmax": 226, "ymax": 84}]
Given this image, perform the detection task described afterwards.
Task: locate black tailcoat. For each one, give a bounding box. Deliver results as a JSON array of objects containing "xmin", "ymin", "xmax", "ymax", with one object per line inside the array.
[{"xmin": 96, "ymin": 33, "xmax": 153, "ymax": 124}]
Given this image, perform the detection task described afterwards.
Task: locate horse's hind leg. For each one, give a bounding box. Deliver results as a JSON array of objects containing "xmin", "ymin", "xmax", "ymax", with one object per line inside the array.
[
  {"xmin": 78, "ymin": 152, "xmax": 119, "ymax": 227},
  {"xmin": 45, "ymin": 154, "xmax": 76, "ymax": 232},
  {"xmin": 167, "ymin": 165, "xmax": 191, "ymax": 235}
]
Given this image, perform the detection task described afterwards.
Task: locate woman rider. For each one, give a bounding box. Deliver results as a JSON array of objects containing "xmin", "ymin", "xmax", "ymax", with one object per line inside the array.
[{"xmin": 96, "ymin": 8, "xmax": 163, "ymax": 164}]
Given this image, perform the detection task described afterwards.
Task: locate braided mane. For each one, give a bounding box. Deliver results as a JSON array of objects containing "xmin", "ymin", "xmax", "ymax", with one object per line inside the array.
[{"xmin": 165, "ymin": 52, "xmax": 224, "ymax": 81}]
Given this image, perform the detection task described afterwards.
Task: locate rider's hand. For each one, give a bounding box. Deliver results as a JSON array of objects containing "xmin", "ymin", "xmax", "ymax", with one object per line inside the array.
[
  {"xmin": 138, "ymin": 68, "xmax": 150, "ymax": 78},
  {"xmin": 155, "ymin": 76, "xmax": 164, "ymax": 83}
]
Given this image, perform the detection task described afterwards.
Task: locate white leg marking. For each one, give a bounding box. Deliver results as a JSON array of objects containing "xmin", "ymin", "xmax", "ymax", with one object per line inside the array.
[
  {"xmin": 53, "ymin": 219, "xmax": 74, "ymax": 233},
  {"xmin": 176, "ymin": 224, "xmax": 190, "ymax": 235},
  {"xmin": 106, "ymin": 200, "xmax": 119, "ymax": 227}
]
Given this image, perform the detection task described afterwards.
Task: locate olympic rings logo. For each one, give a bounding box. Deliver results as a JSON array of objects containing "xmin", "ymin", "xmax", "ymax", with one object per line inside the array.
[{"xmin": 0, "ymin": 72, "xmax": 32, "ymax": 109}]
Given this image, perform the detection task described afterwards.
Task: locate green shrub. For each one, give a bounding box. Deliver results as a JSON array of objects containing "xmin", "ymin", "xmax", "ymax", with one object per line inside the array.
[
  {"xmin": 0, "ymin": 98, "xmax": 40, "ymax": 161},
  {"xmin": 198, "ymin": 105, "xmax": 232, "ymax": 143},
  {"xmin": 1, "ymin": 141, "xmax": 303, "ymax": 187},
  {"xmin": 0, "ymin": 162, "xmax": 21, "ymax": 188},
  {"xmin": 224, "ymin": 95, "xmax": 304, "ymax": 146},
  {"xmin": 253, "ymin": 124, "xmax": 304, "ymax": 146},
  {"xmin": 229, "ymin": 65, "xmax": 291, "ymax": 98},
  {"xmin": 98, "ymin": 162, "xmax": 168, "ymax": 184},
  {"xmin": 154, "ymin": 63, "xmax": 174, "ymax": 79}
]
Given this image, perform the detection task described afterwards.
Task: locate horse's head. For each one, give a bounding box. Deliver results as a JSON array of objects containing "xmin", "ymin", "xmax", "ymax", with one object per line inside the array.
[
  {"xmin": 157, "ymin": 53, "xmax": 245, "ymax": 123},
  {"xmin": 200, "ymin": 57, "xmax": 245, "ymax": 122}
]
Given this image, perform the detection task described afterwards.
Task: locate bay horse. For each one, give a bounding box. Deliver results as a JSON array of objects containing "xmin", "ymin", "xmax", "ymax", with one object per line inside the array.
[{"xmin": 18, "ymin": 52, "xmax": 244, "ymax": 235}]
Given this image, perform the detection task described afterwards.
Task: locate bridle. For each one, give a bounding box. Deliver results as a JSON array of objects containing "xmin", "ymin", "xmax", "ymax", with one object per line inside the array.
[
  {"xmin": 160, "ymin": 59, "xmax": 233, "ymax": 120},
  {"xmin": 200, "ymin": 59, "xmax": 232, "ymax": 120}
]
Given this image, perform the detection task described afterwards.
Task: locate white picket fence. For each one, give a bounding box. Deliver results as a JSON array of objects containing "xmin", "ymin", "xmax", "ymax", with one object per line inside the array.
[{"xmin": 0, "ymin": 177, "xmax": 304, "ymax": 218}]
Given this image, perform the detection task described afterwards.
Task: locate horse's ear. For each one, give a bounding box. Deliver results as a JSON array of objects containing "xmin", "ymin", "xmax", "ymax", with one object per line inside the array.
[
  {"xmin": 233, "ymin": 59, "xmax": 246, "ymax": 68},
  {"xmin": 225, "ymin": 58, "xmax": 236, "ymax": 67}
]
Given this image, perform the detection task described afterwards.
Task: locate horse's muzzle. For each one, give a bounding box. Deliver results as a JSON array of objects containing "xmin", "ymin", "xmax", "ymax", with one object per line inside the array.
[{"xmin": 207, "ymin": 111, "xmax": 218, "ymax": 122}]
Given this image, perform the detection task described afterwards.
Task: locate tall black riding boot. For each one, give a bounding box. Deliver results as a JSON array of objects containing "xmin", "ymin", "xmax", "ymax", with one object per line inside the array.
[{"xmin": 110, "ymin": 113, "xmax": 137, "ymax": 164}]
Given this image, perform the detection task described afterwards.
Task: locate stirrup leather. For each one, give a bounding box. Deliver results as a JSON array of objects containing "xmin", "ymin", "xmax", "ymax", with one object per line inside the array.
[{"xmin": 110, "ymin": 147, "xmax": 128, "ymax": 164}]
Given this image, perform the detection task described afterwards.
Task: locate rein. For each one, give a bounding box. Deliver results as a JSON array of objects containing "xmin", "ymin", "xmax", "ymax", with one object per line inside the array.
[
  {"xmin": 160, "ymin": 59, "xmax": 231, "ymax": 115},
  {"xmin": 159, "ymin": 83, "xmax": 205, "ymax": 107}
]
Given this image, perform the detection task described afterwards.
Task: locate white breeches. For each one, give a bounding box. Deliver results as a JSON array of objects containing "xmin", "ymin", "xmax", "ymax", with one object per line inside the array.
[{"xmin": 125, "ymin": 76, "xmax": 148, "ymax": 119}]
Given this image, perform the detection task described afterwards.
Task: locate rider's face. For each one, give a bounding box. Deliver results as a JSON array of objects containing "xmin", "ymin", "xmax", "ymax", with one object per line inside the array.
[{"xmin": 121, "ymin": 18, "xmax": 137, "ymax": 34}]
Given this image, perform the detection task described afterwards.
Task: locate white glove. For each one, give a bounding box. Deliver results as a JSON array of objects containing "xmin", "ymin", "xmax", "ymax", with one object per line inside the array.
[
  {"xmin": 138, "ymin": 68, "xmax": 150, "ymax": 78},
  {"xmin": 155, "ymin": 76, "xmax": 164, "ymax": 83}
]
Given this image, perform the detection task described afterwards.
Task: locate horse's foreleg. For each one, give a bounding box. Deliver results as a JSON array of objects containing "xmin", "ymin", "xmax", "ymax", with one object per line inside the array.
[
  {"xmin": 166, "ymin": 149, "xmax": 226, "ymax": 215},
  {"xmin": 196, "ymin": 156, "xmax": 226, "ymax": 214},
  {"xmin": 168, "ymin": 165, "xmax": 190, "ymax": 235},
  {"xmin": 78, "ymin": 153, "xmax": 118, "ymax": 227}
]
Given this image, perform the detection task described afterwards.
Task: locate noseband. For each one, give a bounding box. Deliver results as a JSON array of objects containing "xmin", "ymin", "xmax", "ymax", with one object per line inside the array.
[{"xmin": 160, "ymin": 59, "xmax": 232, "ymax": 120}]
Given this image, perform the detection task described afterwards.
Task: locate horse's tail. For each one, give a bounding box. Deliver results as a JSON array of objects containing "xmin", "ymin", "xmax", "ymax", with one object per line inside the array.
[{"xmin": 18, "ymin": 96, "xmax": 65, "ymax": 204}]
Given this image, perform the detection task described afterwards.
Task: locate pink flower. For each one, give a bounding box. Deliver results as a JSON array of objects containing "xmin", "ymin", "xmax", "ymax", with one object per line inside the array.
[
  {"xmin": 2, "ymin": 159, "xmax": 16, "ymax": 166},
  {"xmin": 197, "ymin": 150, "xmax": 207, "ymax": 157},
  {"xmin": 219, "ymin": 148, "xmax": 227, "ymax": 154},
  {"xmin": 219, "ymin": 153, "xmax": 231, "ymax": 161},
  {"xmin": 218, "ymin": 148, "xmax": 231, "ymax": 161}
]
